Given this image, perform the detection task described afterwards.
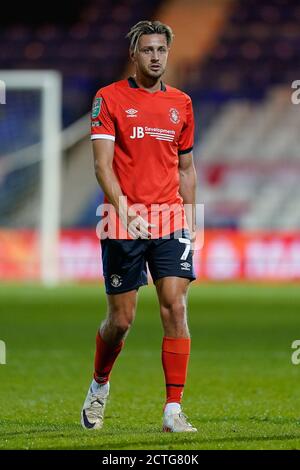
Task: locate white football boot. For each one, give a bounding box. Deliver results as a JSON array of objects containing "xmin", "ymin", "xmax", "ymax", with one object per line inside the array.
[
  {"xmin": 162, "ymin": 403, "xmax": 197, "ymax": 433},
  {"xmin": 81, "ymin": 381, "xmax": 110, "ymax": 430}
]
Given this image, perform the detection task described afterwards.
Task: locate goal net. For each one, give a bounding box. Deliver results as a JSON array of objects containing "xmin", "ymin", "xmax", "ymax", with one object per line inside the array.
[{"xmin": 0, "ymin": 71, "xmax": 62, "ymax": 285}]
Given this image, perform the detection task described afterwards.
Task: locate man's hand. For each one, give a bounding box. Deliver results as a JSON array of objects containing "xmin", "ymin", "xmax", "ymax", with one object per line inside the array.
[
  {"xmin": 120, "ymin": 206, "xmax": 156, "ymax": 239},
  {"xmin": 190, "ymin": 230, "xmax": 196, "ymax": 255}
]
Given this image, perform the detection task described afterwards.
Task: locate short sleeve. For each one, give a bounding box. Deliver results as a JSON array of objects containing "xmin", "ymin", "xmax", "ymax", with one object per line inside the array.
[
  {"xmin": 178, "ymin": 97, "xmax": 194, "ymax": 155},
  {"xmin": 91, "ymin": 91, "xmax": 115, "ymax": 141}
]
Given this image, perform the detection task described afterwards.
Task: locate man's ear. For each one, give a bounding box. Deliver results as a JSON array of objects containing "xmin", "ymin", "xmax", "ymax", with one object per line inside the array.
[{"xmin": 129, "ymin": 49, "xmax": 135, "ymax": 63}]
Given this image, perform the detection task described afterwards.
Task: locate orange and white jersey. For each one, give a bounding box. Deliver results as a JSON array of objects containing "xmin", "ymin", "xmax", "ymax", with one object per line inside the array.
[{"xmin": 91, "ymin": 77, "xmax": 195, "ymax": 238}]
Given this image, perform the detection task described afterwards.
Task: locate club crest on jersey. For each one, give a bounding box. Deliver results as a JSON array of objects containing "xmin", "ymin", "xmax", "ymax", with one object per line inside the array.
[
  {"xmin": 110, "ymin": 274, "xmax": 122, "ymax": 288},
  {"xmin": 126, "ymin": 108, "xmax": 138, "ymax": 117},
  {"xmin": 92, "ymin": 97, "xmax": 102, "ymax": 118},
  {"xmin": 169, "ymin": 108, "xmax": 180, "ymax": 124}
]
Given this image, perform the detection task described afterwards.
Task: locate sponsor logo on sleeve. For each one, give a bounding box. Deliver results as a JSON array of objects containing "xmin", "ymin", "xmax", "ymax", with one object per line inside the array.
[
  {"xmin": 92, "ymin": 97, "xmax": 102, "ymax": 118},
  {"xmin": 92, "ymin": 120, "xmax": 102, "ymax": 127}
]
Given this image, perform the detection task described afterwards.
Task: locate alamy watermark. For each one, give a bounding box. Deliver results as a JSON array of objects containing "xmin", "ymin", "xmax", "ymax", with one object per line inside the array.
[
  {"xmin": 95, "ymin": 197, "xmax": 204, "ymax": 249},
  {"xmin": 0, "ymin": 340, "xmax": 6, "ymax": 365},
  {"xmin": 0, "ymin": 80, "xmax": 6, "ymax": 104},
  {"xmin": 291, "ymin": 340, "xmax": 300, "ymax": 365},
  {"xmin": 291, "ymin": 80, "xmax": 300, "ymax": 104}
]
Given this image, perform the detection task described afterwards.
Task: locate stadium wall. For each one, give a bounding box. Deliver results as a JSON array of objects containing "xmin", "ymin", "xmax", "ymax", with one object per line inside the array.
[{"xmin": 1, "ymin": 229, "xmax": 300, "ymax": 282}]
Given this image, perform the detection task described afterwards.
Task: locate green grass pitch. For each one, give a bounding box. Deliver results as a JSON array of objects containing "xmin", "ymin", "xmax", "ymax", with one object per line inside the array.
[{"xmin": 1, "ymin": 282, "xmax": 300, "ymax": 450}]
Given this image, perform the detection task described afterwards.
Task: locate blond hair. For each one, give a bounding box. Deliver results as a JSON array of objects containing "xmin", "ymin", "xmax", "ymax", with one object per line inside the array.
[{"xmin": 126, "ymin": 20, "xmax": 174, "ymax": 53}]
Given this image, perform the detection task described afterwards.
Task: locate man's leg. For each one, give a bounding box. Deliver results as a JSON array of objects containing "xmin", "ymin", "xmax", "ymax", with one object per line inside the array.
[
  {"xmin": 156, "ymin": 276, "xmax": 190, "ymax": 404},
  {"xmin": 81, "ymin": 289, "xmax": 137, "ymax": 430},
  {"xmin": 94, "ymin": 290, "xmax": 137, "ymax": 384},
  {"xmin": 156, "ymin": 276, "xmax": 197, "ymax": 432},
  {"xmin": 81, "ymin": 234, "xmax": 148, "ymax": 430}
]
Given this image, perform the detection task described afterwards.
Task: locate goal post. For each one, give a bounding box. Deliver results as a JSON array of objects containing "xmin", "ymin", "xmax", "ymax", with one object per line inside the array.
[{"xmin": 0, "ymin": 70, "xmax": 62, "ymax": 285}]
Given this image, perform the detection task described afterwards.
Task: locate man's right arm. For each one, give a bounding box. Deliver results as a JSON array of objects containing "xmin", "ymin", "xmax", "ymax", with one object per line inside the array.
[
  {"xmin": 93, "ymin": 139, "xmax": 124, "ymax": 213},
  {"xmin": 92, "ymin": 139, "xmax": 153, "ymax": 238}
]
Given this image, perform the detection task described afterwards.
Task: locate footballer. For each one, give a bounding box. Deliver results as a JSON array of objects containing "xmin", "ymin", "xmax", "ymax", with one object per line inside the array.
[{"xmin": 81, "ymin": 20, "xmax": 197, "ymax": 433}]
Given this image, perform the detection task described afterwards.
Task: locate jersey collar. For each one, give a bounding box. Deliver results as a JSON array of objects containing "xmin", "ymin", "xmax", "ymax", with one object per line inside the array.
[{"xmin": 128, "ymin": 76, "xmax": 167, "ymax": 92}]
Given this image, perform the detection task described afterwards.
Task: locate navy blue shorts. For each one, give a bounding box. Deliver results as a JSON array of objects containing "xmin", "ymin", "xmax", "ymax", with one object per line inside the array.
[{"xmin": 101, "ymin": 229, "xmax": 196, "ymax": 295}]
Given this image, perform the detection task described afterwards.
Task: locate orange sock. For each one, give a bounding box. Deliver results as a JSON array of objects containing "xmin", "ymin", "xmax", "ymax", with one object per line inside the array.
[
  {"xmin": 94, "ymin": 331, "xmax": 124, "ymax": 385},
  {"xmin": 162, "ymin": 336, "xmax": 191, "ymax": 405}
]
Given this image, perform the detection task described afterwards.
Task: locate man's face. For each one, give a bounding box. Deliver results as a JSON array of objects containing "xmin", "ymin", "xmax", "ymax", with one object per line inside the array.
[{"xmin": 131, "ymin": 34, "xmax": 169, "ymax": 79}]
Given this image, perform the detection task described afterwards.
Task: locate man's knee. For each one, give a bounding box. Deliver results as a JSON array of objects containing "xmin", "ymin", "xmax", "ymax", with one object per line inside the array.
[
  {"xmin": 108, "ymin": 304, "xmax": 135, "ymax": 335},
  {"xmin": 160, "ymin": 300, "xmax": 186, "ymax": 323}
]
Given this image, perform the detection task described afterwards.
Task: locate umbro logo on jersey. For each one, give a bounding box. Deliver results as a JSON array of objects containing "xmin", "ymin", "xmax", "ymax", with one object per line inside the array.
[
  {"xmin": 126, "ymin": 108, "xmax": 138, "ymax": 117},
  {"xmin": 180, "ymin": 262, "xmax": 191, "ymax": 271}
]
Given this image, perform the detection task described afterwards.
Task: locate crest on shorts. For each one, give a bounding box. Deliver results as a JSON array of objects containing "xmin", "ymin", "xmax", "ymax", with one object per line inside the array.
[
  {"xmin": 110, "ymin": 274, "xmax": 122, "ymax": 288},
  {"xmin": 169, "ymin": 107, "xmax": 180, "ymax": 124},
  {"xmin": 92, "ymin": 97, "xmax": 102, "ymax": 118}
]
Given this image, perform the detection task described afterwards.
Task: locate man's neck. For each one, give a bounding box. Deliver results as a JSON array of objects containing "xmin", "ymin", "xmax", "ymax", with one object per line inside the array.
[{"xmin": 133, "ymin": 73, "xmax": 162, "ymax": 93}]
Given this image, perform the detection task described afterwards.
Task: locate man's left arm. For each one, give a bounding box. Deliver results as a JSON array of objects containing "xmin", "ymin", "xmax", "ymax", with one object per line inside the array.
[{"xmin": 178, "ymin": 151, "xmax": 197, "ymax": 247}]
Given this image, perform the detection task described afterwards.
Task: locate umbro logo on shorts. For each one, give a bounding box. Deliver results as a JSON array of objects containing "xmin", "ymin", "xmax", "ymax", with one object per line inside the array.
[{"xmin": 180, "ymin": 262, "xmax": 191, "ymax": 271}]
